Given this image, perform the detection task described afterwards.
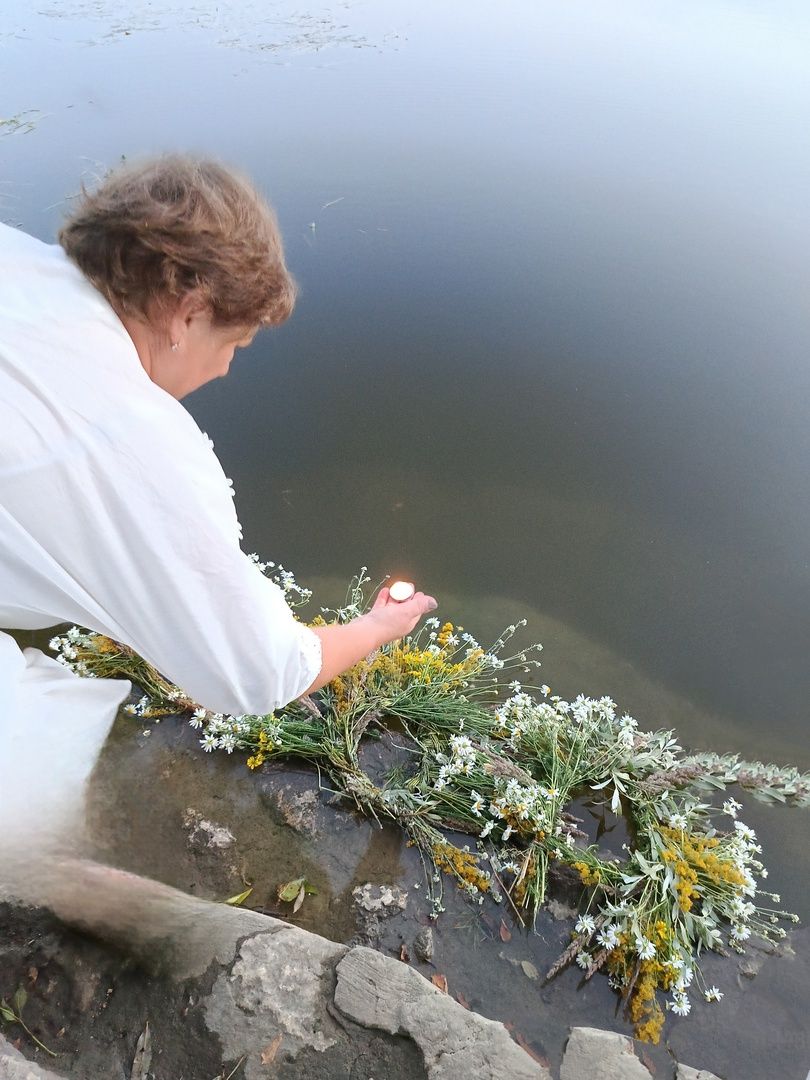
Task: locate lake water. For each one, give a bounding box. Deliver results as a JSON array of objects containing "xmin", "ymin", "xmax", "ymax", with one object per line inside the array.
[{"xmin": 3, "ymin": 1, "xmax": 810, "ymax": 1076}]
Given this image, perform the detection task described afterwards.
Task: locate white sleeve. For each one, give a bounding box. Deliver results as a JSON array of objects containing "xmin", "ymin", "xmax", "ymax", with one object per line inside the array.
[
  {"xmin": 16, "ymin": 417, "xmax": 324, "ymax": 717},
  {"xmin": 96, "ymin": 431, "xmax": 323, "ymax": 716}
]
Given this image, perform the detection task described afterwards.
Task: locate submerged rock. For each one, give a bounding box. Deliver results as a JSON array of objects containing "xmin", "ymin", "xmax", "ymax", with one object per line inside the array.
[
  {"xmin": 259, "ymin": 782, "xmax": 320, "ymax": 836},
  {"xmin": 546, "ymin": 898, "xmax": 578, "ymax": 922},
  {"xmin": 183, "ymin": 808, "xmax": 235, "ymax": 849},
  {"xmin": 351, "ymin": 882, "xmax": 409, "ymax": 948},
  {"xmin": 413, "ymin": 926, "xmax": 434, "ymax": 963},
  {"xmin": 352, "ymin": 883, "xmax": 408, "ymax": 915}
]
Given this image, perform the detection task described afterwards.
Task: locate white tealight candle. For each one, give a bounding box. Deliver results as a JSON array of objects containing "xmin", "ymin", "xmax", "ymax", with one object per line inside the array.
[{"xmin": 389, "ymin": 580, "xmax": 415, "ymax": 602}]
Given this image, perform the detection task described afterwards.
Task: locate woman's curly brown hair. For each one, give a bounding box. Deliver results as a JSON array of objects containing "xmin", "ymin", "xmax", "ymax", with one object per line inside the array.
[{"xmin": 59, "ymin": 156, "xmax": 296, "ymax": 330}]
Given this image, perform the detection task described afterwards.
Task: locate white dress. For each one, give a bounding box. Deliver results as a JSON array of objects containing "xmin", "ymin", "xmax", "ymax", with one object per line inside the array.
[{"xmin": 0, "ymin": 222, "xmax": 322, "ymax": 842}]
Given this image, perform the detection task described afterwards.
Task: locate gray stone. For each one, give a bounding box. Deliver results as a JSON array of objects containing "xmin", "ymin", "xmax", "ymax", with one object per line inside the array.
[
  {"xmin": 0, "ymin": 1036, "xmax": 63, "ymax": 1080},
  {"xmin": 204, "ymin": 925, "xmax": 348, "ymax": 1079},
  {"xmin": 413, "ymin": 927, "xmax": 434, "ymax": 963},
  {"xmin": 737, "ymin": 956, "xmax": 760, "ymax": 979},
  {"xmin": 183, "ymin": 808, "xmax": 235, "ymax": 849},
  {"xmin": 546, "ymin": 898, "xmax": 578, "ymax": 922},
  {"xmin": 676, "ymin": 1066, "xmax": 722, "ymax": 1080},
  {"xmin": 352, "ymin": 883, "xmax": 408, "ymax": 914},
  {"xmin": 351, "ymin": 884, "xmax": 410, "ymax": 949},
  {"xmin": 333, "ymin": 945, "xmax": 550, "ymax": 1080},
  {"xmin": 560, "ymin": 1027, "xmax": 650, "ymax": 1080},
  {"xmin": 272, "ymin": 787, "xmax": 320, "ymax": 835}
]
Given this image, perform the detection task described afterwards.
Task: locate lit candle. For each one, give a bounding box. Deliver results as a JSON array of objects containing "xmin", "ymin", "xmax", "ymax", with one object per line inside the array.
[{"xmin": 389, "ymin": 580, "xmax": 415, "ymax": 602}]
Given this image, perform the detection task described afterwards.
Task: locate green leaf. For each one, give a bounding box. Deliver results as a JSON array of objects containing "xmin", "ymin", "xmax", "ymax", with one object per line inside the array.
[
  {"xmin": 224, "ymin": 887, "xmax": 253, "ymax": 907},
  {"xmin": 304, "ymin": 883, "xmax": 319, "ymax": 896},
  {"xmin": 13, "ymin": 988, "xmax": 27, "ymax": 1015},
  {"xmin": 0, "ymin": 1002, "xmax": 16, "ymax": 1023},
  {"xmin": 278, "ymin": 877, "xmax": 306, "ymax": 903},
  {"xmin": 634, "ymin": 851, "xmax": 661, "ymax": 878}
]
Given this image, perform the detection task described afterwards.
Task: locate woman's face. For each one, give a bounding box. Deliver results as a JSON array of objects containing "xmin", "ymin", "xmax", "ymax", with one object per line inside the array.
[
  {"xmin": 179, "ymin": 311, "xmax": 257, "ymax": 395},
  {"xmin": 151, "ymin": 300, "xmax": 258, "ymax": 399}
]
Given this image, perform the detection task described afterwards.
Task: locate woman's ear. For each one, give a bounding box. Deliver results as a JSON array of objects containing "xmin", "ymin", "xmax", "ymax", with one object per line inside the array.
[{"xmin": 169, "ymin": 289, "xmax": 210, "ymax": 344}]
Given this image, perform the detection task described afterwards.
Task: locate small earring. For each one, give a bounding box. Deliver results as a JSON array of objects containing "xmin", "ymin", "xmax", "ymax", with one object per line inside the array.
[{"xmin": 171, "ymin": 342, "xmax": 179, "ymax": 352}]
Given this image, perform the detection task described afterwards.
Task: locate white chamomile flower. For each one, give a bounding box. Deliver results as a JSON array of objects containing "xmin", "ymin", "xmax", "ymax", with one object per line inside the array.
[
  {"xmin": 597, "ymin": 924, "xmax": 620, "ymax": 952},
  {"xmin": 219, "ymin": 733, "xmax": 237, "ymax": 753},
  {"xmin": 189, "ymin": 707, "xmax": 207, "ymax": 730},
  {"xmin": 479, "ymin": 820, "xmax": 495, "ymax": 838},
  {"xmin": 470, "ymin": 791, "xmax": 485, "ymax": 817},
  {"xmin": 575, "ymin": 951, "xmax": 591, "ymax": 969},
  {"xmin": 200, "ymin": 732, "xmax": 218, "ymax": 752},
  {"xmin": 722, "ymin": 797, "xmax": 742, "ymax": 818},
  {"xmin": 734, "ymin": 821, "xmax": 757, "ymax": 843},
  {"xmin": 575, "ymin": 914, "xmax": 596, "ymax": 936},
  {"xmin": 668, "ymin": 993, "xmax": 691, "ymax": 1017},
  {"xmin": 635, "ymin": 937, "xmax": 657, "ymax": 961},
  {"xmin": 704, "ymin": 987, "xmax": 723, "ymax": 1002}
]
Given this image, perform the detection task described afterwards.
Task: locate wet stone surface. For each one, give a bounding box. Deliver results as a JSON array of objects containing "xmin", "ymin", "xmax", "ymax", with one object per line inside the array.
[
  {"xmin": 351, "ymin": 883, "xmax": 409, "ymax": 949},
  {"xmin": 2, "ymin": 706, "xmax": 806, "ymax": 1079}
]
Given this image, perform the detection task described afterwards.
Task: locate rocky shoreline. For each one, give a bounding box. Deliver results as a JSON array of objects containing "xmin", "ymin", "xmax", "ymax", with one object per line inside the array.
[
  {"xmin": 0, "ymin": 872, "xmax": 730, "ymax": 1080},
  {"xmin": 0, "ymin": 888, "xmax": 721, "ymax": 1080}
]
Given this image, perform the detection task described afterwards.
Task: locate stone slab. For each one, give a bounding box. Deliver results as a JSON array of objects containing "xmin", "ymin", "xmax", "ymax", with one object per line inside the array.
[
  {"xmin": 676, "ymin": 1066, "xmax": 723, "ymax": 1080},
  {"xmin": 333, "ymin": 944, "xmax": 551, "ymax": 1080},
  {"xmin": 0, "ymin": 1037, "xmax": 63, "ymax": 1080},
  {"xmin": 204, "ymin": 925, "xmax": 348, "ymax": 1080},
  {"xmin": 560, "ymin": 1026, "xmax": 651, "ymax": 1080}
]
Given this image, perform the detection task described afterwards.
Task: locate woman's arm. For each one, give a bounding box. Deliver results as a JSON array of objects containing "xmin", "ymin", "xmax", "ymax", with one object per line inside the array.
[{"xmin": 304, "ymin": 587, "xmax": 437, "ymax": 693}]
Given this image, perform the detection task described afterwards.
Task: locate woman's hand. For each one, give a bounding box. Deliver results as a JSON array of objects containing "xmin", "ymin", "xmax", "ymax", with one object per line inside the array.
[
  {"xmin": 302, "ymin": 584, "xmax": 438, "ymax": 695},
  {"xmin": 365, "ymin": 585, "xmax": 438, "ymax": 646}
]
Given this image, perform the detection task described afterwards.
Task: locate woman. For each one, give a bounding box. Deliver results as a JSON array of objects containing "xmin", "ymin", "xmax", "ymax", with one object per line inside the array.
[{"xmin": 0, "ymin": 155, "xmax": 436, "ymax": 851}]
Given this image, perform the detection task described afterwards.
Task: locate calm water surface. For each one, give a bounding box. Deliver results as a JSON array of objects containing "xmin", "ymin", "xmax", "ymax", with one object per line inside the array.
[{"xmin": 3, "ymin": 1, "xmax": 810, "ymax": 1074}]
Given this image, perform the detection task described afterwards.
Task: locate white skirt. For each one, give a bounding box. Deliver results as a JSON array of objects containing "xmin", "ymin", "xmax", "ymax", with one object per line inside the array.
[{"xmin": 0, "ymin": 631, "xmax": 130, "ymax": 854}]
